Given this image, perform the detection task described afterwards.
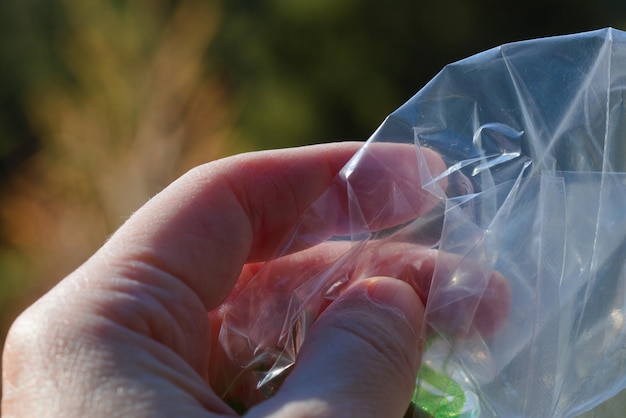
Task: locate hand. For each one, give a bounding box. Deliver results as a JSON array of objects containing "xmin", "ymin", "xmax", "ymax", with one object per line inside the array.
[{"xmin": 1, "ymin": 142, "xmax": 506, "ymax": 417}]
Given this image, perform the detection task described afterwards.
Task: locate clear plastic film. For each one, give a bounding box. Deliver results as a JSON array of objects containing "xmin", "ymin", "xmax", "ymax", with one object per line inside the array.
[{"xmin": 217, "ymin": 28, "xmax": 626, "ymax": 417}]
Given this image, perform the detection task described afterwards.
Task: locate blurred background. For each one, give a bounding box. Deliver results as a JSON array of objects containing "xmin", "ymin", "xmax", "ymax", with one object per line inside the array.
[{"xmin": 1, "ymin": 0, "xmax": 626, "ymax": 413}]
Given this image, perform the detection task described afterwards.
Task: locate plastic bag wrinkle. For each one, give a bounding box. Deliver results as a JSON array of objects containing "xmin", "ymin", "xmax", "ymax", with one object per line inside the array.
[{"xmin": 218, "ymin": 28, "xmax": 626, "ymax": 416}]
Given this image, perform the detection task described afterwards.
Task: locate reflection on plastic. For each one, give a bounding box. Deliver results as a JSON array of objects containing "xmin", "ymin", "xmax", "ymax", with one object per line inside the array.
[{"xmin": 218, "ymin": 28, "xmax": 626, "ymax": 417}]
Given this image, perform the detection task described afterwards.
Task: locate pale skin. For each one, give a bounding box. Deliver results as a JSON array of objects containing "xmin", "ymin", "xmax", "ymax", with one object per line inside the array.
[{"xmin": 1, "ymin": 142, "xmax": 508, "ymax": 417}]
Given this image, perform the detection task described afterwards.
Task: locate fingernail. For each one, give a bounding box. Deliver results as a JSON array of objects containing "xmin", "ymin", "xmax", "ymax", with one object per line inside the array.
[{"xmin": 366, "ymin": 277, "xmax": 424, "ymax": 337}]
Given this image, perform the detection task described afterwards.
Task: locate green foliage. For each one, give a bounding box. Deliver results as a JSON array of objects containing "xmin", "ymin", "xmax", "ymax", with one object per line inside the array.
[
  {"xmin": 211, "ymin": 0, "xmax": 626, "ymax": 150},
  {"xmin": 2, "ymin": 0, "xmax": 626, "ymax": 162},
  {"xmin": 0, "ymin": 0, "xmax": 69, "ymax": 177}
]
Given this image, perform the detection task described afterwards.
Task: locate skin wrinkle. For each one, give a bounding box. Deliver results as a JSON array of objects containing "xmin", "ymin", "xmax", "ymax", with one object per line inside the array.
[
  {"xmin": 221, "ymin": 168, "xmax": 268, "ymax": 263},
  {"xmin": 221, "ymin": 148, "xmax": 350, "ymax": 264},
  {"xmin": 5, "ymin": 274, "xmax": 220, "ymax": 415},
  {"xmin": 323, "ymin": 312, "xmax": 417, "ymax": 387},
  {"xmin": 247, "ymin": 283, "xmax": 420, "ymax": 418},
  {"xmin": 5, "ymin": 311, "xmax": 97, "ymax": 413},
  {"xmin": 106, "ymin": 161, "xmax": 251, "ymax": 311},
  {"xmin": 68, "ymin": 257, "xmax": 211, "ymax": 374},
  {"xmin": 321, "ymin": 294, "xmax": 419, "ymax": 383},
  {"xmin": 96, "ymin": 285, "xmax": 200, "ymax": 370},
  {"xmin": 82, "ymin": 317, "xmax": 227, "ymax": 415},
  {"xmin": 174, "ymin": 169, "xmax": 251, "ymax": 303}
]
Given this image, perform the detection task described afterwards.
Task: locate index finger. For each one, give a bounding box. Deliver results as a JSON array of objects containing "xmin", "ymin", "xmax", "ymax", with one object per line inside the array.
[{"xmin": 99, "ymin": 142, "xmax": 446, "ymax": 310}]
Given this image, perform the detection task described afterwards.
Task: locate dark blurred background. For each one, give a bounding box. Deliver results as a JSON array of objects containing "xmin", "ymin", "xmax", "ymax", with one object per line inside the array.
[{"xmin": 1, "ymin": 0, "xmax": 626, "ymax": 412}]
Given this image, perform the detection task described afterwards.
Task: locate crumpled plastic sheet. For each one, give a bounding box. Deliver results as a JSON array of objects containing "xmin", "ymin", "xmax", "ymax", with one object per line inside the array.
[{"xmin": 217, "ymin": 28, "xmax": 626, "ymax": 417}]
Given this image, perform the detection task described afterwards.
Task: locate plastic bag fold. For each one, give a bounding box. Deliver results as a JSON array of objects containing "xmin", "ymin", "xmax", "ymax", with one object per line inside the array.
[{"xmin": 218, "ymin": 28, "xmax": 626, "ymax": 417}]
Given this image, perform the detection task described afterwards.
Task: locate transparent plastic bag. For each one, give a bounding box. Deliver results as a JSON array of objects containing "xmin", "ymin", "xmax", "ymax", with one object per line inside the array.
[{"xmin": 217, "ymin": 28, "xmax": 626, "ymax": 417}]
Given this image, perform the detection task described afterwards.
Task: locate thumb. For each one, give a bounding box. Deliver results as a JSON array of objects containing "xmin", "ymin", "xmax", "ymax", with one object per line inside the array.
[{"xmin": 248, "ymin": 277, "xmax": 424, "ymax": 418}]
